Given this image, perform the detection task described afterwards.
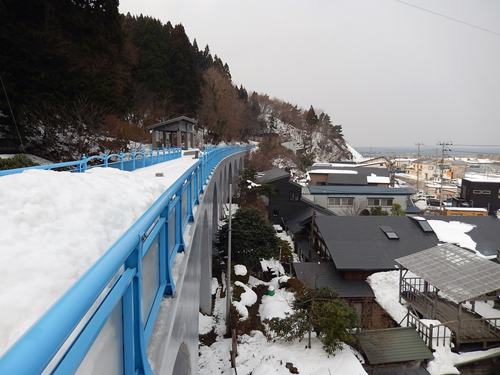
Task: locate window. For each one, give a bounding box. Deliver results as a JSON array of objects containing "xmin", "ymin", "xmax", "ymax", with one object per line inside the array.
[
  {"xmin": 473, "ymin": 190, "xmax": 491, "ymax": 194},
  {"xmin": 289, "ymin": 191, "xmax": 300, "ymax": 201},
  {"xmin": 328, "ymin": 197, "xmax": 354, "ymax": 206},
  {"xmin": 367, "ymin": 198, "xmax": 393, "ymax": 206},
  {"xmin": 428, "ymin": 166, "xmax": 434, "ymax": 170},
  {"xmin": 273, "ymin": 210, "xmax": 279, "ymax": 217},
  {"xmin": 379, "ymin": 225, "xmax": 399, "ymax": 240},
  {"xmin": 498, "ymin": 189, "xmax": 500, "ymax": 198},
  {"xmin": 275, "ymin": 189, "xmax": 279, "ymax": 195}
]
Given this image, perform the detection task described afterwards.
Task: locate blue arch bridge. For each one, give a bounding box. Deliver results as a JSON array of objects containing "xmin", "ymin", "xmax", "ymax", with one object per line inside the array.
[{"xmin": 0, "ymin": 145, "xmax": 252, "ymax": 375}]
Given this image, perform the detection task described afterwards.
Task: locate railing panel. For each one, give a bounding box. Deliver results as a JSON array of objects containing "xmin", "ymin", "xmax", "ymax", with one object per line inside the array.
[
  {"xmin": 142, "ymin": 233, "xmax": 160, "ymax": 328},
  {"xmin": 75, "ymin": 299, "xmax": 124, "ymax": 375}
]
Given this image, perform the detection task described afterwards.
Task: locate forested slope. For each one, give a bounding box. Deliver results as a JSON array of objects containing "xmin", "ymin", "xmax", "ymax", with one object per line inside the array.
[{"xmin": 0, "ymin": 0, "xmax": 353, "ymax": 166}]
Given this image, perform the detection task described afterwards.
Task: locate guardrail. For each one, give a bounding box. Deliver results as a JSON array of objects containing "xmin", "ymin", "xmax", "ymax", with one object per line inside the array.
[
  {"xmin": 0, "ymin": 144, "xmax": 252, "ymax": 375},
  {"xmin": 0, "ymin": 148, "xmax": 182, "ymax": 176}
]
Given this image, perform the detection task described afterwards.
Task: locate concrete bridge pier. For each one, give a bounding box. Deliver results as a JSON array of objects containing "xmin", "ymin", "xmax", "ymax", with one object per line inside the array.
[{"xmin": 145, "ymin": 152, "xmax": 244, "ymax": 374}]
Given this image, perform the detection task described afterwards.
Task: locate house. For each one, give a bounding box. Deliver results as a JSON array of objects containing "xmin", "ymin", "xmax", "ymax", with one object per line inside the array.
[
  {"xmin": 444, "ymin": 207, "xmax": 488, "ymax": 216},
  {"xmin": 291, "ymin": 215, "xmax": 500, "ymax": 330},
  {"xmin": 424, "ymin": 183, "xmax": 457, "ymax": 202},
  {"xmin": 255, "ymin": 168, "xmax": 334, "ymax": 225},
  {"xmin": 456, "ymin": 178, "xmax": 500, "ymax": 214},
  {"xmin": 302, "ymin": 185, "xmax": 412, "ymax": 215},
  {"xmin": 410, "ymin": 158, "xmax": 467, "ymax": 181},
  {"xmin": 307, "ymin": 163, "xmax": 391, "ymax": 187}
]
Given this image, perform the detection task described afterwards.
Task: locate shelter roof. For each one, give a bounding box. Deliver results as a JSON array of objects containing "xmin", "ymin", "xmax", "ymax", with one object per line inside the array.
[
  {"xmin": 146, "ymin": 116, "xmax": 197, "ymax": 132},
  {"xmin": 396, "ymin": 243, "xmax": 500, "ymax": 302},
  {"xmin": 293, "ymin": 262, "xmax": 374, "ymax": 298},
  {"xmin": 359, "ymin": 327, "xmax": 433, "ymax": 365}
]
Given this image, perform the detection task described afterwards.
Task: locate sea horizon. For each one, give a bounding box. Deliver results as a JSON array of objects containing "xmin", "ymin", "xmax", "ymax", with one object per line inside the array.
[{"xmin": 352, "ymin": 145, "xmax": 500, "ymax": 158}]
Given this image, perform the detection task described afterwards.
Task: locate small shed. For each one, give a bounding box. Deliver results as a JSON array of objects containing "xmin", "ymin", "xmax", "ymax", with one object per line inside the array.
[
  {"xmin": 146, "ymin": 116, "xmax": 197, "ymax": 150},
  {"xmin": 359, "ymin": 326, "xmax": 433, "ymax": 372}
]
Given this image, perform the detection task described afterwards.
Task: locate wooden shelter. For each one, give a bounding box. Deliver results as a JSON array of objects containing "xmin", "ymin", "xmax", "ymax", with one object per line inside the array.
[
  {"xmin": 396, "ymin": 243, "xmax": 500, "ymax": 350},
  {"xmin": 147, "ymin": 116, "xmax": 196, "ymax": 150}
]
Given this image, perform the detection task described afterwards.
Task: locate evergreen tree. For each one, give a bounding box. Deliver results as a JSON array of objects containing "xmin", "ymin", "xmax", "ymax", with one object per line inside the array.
[
  {"xmin": 214, "ymin": 207, "xmax": 279, "ymax": 270},
  {"xmin": 168, "ymin": 24, "xmax": 201, "ymax": 117},
  {"xmin": 265, "ymin": 285, "xmax": 358, "ymax": 355}
]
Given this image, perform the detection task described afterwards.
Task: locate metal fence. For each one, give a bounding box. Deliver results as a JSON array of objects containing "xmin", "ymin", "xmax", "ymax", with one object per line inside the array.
[
  {"xmin": 0, "ymin": 148, "xmax": 182, "ymax": 176},
  {"xmin": 0, "ymin": 144, "xmax": 252, "ymax": 375}
]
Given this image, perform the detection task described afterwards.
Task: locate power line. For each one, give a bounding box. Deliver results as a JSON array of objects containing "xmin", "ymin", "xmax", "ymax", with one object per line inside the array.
[{"xmin": 395, "ymin": 0, "xmax": 500, "ymax": 37}]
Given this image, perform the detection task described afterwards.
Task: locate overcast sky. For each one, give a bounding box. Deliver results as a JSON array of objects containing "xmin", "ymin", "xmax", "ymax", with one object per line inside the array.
[{"xmin": 119, "ymin": 0, "xmax": 500, "ymax": 148}]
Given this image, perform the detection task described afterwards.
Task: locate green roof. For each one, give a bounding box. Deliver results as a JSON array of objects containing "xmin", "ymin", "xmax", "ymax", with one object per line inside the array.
[{"xmin": 359, "ymin": 327, "xmax": 433, "ymax": 365}]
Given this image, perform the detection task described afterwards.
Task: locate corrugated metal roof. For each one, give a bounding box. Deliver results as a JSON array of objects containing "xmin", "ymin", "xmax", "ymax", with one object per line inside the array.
[
  {"xmin": 395, "ymin": 243, "xmax": 500, "ymax": 302},
  {"xmin": 293, "ymin": 262, "xmax": 374, "ymax": 298},
  {"xmin": 359, "ymin": 327, "xmax": 433, "ymax": 365},
  {"xmin": 308, "ymin": 186, "xmax": 412, "ymax": 195}
]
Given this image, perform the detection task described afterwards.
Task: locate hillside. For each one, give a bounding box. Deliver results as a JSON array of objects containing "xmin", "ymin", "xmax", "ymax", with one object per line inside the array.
[{"xmin": 0, "ymin": 1, "xmax": 354, "ymax": 165}]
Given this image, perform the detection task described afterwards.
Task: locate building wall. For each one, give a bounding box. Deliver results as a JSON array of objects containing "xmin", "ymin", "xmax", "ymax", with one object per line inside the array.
[
  {"xmin": 310, "ymin": 194, "xmax": 409, "ymax": 216},
  {"xmin": 266, "ymin": 177, "xmax": 310, "ymax": 224},
  {"xmin": 461, "ymin": 180, "xmax": 500, "ymax": 214}
]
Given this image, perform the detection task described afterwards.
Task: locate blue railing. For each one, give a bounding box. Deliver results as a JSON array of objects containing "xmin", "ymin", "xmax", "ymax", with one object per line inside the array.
[
  {"xmin": 0, "ymin": 148, "xmax": 182, "ymax": 176},
  {"xmin": 0, "ymin": 144, "xmax": 252, "ymax": 375}
]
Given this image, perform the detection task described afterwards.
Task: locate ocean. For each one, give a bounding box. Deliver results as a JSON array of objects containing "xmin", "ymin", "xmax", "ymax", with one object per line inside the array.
[{"xmin": 353, "ymin": 145, "xmax": 500, "ymax": 158}]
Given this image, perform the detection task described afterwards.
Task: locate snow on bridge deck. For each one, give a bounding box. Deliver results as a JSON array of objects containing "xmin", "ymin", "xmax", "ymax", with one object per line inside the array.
[{"xmin": 0, "ymin": 152, "xmax": 199, "ymax": 357}]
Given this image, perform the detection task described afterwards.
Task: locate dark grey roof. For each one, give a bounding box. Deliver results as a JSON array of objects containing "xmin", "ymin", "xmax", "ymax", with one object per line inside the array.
[
  {"xmin": 315, "ymin": 216, "xmax": 439, "ymax": 271},
  {"xmin": 359, "ymin": 327, "xmax": 433, "ymax": 365},
  {"xmin": 308, "ymin": 186, "xmax": 412, "ymax": 196},
  {"xmin": 255, "ymin": 168, "xmax": 290, "ymax": 183},
  {"xmin": 326, "ymin": 173, "xmax": 367, "ymax": 185},
  {"xmin": 146, "ymin": 116, "xmax": 196, "ymax": 131},
  {"xmin": 395, "ymin": 243, "xmax": 500, "ymax": 302},
  {"xmin": 293, "ymin": 262, "xmax": 374, "ymax": 298},
  {"xmin": 284, "ymin": 206, "xmax": 335, "ymax": 233},
  {"xmin": 424, "ymin": 215, "xmax": 500, "ymax": 257},
  {"xmin": 295, "ymin": 238, "xmax": 321, "ymax": 261}
]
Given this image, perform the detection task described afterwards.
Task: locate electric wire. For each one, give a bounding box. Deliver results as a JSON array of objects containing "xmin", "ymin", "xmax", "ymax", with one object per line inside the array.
[{"xmin": 395, "ymin": 0, "xmax": 500, "ymax": 37}]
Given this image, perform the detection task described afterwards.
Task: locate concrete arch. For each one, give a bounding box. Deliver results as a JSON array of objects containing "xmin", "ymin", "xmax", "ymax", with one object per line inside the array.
[
  {"xmin": 172, "ymin": 342, "xmax": 191, "ymax": 375},
  {"xmin": 147, "ymin": 150, "xmax": 248, "ymax": 375},
  {"xmin": 199, "ymin": 210, "xmax": 212, "ymax": 314}
]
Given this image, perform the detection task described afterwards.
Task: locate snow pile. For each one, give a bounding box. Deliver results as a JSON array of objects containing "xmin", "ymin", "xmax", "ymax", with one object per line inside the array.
[
  {"xmin": 234, "ymin": 264, "xmax": 247, "ymax": 276},
  {"xmin": 428, "ymin": 220, "xmax": 477, "ymax": 251},
  {"xmin": 260, "ymin": 258, "xmax": 286, "ymax": 277},
  {"xmin": 366, "ymin": 271, "xmax": 408, "ymax": 324},
  {"xmin": 232, "ymin": 281, "xmax": 258, "ymax": 321}
]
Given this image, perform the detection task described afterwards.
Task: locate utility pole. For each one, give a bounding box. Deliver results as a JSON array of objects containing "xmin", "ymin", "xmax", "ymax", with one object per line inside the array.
[
  {"xmin": 415, "ymin": 142, "xmax": 423, "ymax": 192},
  {"xmin": 438, "ymin": 142, "xmax": 452, "ymax": 211},
  {"xmin": 226, "ymin": 184, "xmax": 233, "ymax": 334},
  {"xmin": 309, "ymin": 210, "xmax": 316, "ymax": 262}
]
